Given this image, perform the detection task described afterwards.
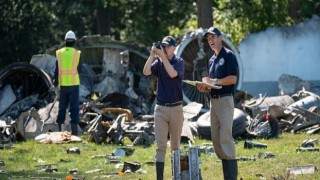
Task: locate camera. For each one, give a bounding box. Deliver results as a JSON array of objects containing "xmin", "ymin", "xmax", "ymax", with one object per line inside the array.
[{"xmin": 154, "ymin": 41, "xmax": 162, "ymax": 49}]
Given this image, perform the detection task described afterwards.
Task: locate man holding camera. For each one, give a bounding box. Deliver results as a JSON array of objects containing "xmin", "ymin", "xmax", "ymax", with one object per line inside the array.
[{"xmin": 143, "ymin": 36, "xmax": 184, "ymax": 180}]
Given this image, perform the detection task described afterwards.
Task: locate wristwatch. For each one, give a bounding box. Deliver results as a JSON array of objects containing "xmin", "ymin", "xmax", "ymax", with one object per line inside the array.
[{"xmin": 213, "ymin": 78, "xmax": 219, "ymax": 85}]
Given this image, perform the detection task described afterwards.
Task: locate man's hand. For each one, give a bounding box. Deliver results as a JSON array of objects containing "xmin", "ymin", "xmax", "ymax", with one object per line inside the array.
[
  {"xmin": 196, "ymin": 83, "xmax": 210, "ymax": 93},
  {"xmin": 152, "ymin": 45, "xmax": 166, "ymax": 60}
]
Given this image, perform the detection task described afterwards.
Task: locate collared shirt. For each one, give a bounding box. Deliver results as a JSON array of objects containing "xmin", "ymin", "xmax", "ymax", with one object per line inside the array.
[
  {"xmin": 151, "ymin": 55, "xmax": 184, "ymax": 103},
  {"xmin": 208, "ymin": 47, "xmax": 238, "ymax": 95}
]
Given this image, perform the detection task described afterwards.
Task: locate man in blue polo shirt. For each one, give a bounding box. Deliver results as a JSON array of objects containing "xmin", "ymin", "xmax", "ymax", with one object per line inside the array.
[
  {"xmin": 196, "ymin": 27, "xmax": 239, "ymax": 180},
  {"xmin": 143, "ymin": 35, "xmax": 184, "ymax": 180}
]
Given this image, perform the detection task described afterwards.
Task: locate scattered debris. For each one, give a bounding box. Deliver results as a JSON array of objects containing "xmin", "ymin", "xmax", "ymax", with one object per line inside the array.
[
  {"xmin": 244, "ymin": 140, "xmax": 267, "ymax": 149},
  {"xmin": 286, "ymin": 165, "xmax": 318, "ymax": 179},
  {"xmin": 0, "ymin": 122, "xmax": 14, "ymax": 149},
  {"xmin": 35, "ymin": 163, "xmax": 58, "ymax": 173},
  {"xmin": 34, "ymin": 131, "xmax": 82, "ymax": 144},
  {"xmin": 198, "ymin": 143, "xmax": 214, "ymax": 155},
  {"xmin": 237, "ymin": 156, "xmax": 256, "ymax": 161},
  {"xmin": 0, "ymin": 33, "xmax": 320, "ymax": 179},
  {"xmin": 121, "ymin": 161, "xmax": 141, "ymax": 173},
  {"xmin": 85, "ymin": 169, "xmax": 102, "ymax": 174},
  {"xmin": 69, "ymin": 169, "xmax": 78, "ymax": 174},
  {"xmin": 258, "ymin": 152, "xmax": 275, "ymax": 159},
  {"xmin": 301, "ymin": 139, "xmax": 318, "ymax": 147},
  {"xmin": 67, "ymin": 147, "xmax": 81, "ymax": 154},
  {"xmin": 296, "ymin": 147, "xmax": 319, "ymax": 152}
]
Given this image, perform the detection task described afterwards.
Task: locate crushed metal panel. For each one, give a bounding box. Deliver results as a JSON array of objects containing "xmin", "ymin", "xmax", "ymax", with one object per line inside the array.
[
  {"xmin": 0, "ymin": 62, "xmax": 54, "ymax": 114},
  {"xmin": 181, "ymin": 120, "xmax": 195, "ymax": 144},
  {"xmin": 286, "ymin": 165, "xmax": 317, "ymax": 178},
  {"xmin": 30, "ymin": 54, "xmax": 56, "ymax": 78},
  {"xmin": 38, "ymin": 101, "xmax": 71, "ymax": 132},
  {"xmin": 183, "ymin": 102, "xmax": 203, "ymax": 119},
  {"xmin": 0, "ymin": 94, "xmax": 39, "ymax": 120},
  {"xmin": 278, "ymin": 74, "xmax": 312, "ymax": 96},
  {"xmin": 285, "ymin": 95, "xmax": 320, "ymax": 115},
  {"xmin": 0, "ymin": 85, "xmax": 16, "ymax": 115},
  {"xmin": 17, "ymin": 107, "xmax": 42, "ymax": 139},
  {"xmin": 172, "ymin": 149, "xmax": 181, "ymax": 180},
  {"xmin": 93, "ymin": 76, "xmax": 121, "ymax": 97},
  {"xmin": 103, "ymin": 48, "xmax": 126, "ymax": 76},
  {"xmin": 120, "ymin": 50, "xmax": 130, "ymax": 70}
]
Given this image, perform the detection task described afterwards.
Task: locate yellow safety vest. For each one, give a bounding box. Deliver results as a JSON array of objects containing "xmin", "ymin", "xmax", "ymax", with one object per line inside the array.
[{"xmin": 56, "ymin": 47, "xmax": 81, "ymax": 86}]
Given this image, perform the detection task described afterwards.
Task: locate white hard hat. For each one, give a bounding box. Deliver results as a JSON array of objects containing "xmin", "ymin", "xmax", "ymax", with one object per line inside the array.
[{"xmin": 65, "ymin": 30, "xmax": 76, "ymax": 40}]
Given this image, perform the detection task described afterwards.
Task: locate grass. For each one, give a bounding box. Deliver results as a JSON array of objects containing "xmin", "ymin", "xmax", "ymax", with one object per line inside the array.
[{"xmin": 0, "ymin": 132, "xmax": 319, "ymax": 180}]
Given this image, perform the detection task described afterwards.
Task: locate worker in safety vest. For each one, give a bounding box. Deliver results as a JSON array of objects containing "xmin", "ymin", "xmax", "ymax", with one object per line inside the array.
[{"xmin": 53, "ymin": 30, "xmax": 82, "ymax": 136}]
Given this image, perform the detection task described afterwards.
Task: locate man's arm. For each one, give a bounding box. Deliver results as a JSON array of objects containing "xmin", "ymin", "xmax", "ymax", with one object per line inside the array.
[
  {"xmin": 143, "ymin": 49, "xmax": 156, "ymax": 76},
  {"xmin": 203, "ymin": 75, "xmax": 237, "ymax": 86},
  {"xmin": 53, "ymin": 61, "xmax": 59, "ymax": 87},
  {"xmin": 154, "ymin": 48, "xmax": 178, "ymax": 78}
]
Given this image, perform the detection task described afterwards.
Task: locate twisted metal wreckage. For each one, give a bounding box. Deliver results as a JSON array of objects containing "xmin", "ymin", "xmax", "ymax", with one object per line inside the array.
[{"xmin": 1, "ymin": 29, "xmax": 320, "ymax": 149}]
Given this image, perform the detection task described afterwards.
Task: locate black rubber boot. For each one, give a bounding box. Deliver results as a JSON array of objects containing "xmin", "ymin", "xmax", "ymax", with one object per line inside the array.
[
  {"xmin": 71, "ymin": 123, "xmax": 79, "ymax": 136},
  {"xmin": 222, "ymin": 159, "xmax": 238, "ymax": 180},
  {"xmin": 156, "ymin": 161, "xmax": 164, "ymax": 180}
]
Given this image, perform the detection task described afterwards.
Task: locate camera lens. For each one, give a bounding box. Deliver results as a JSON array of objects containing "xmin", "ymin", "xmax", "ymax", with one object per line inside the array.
[{"xmin": 155, "ymin": 41, "xmax": 162, "ymax": 49}]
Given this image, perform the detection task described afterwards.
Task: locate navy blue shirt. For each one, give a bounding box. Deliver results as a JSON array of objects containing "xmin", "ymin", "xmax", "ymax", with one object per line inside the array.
[
  {"xmin": 151, "ymin": 55, "xmax": 184, "ymax": 103},
  {"xmin": 208, "ymin": 47, "xmax": 238, "ymax": 96}
]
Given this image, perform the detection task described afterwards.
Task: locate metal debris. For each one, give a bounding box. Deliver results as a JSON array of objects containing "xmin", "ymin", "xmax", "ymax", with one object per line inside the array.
[
  {"xmin": 296, "ymin": 147, "xmax": 319, "ymax": 152},
  {"xmin": 301, "ymin": 139, "xmax": 318, "ymax": 147},
  {"xmin": 122, "ymin": 161, "xmax": 141, "ymax": 173},
  {"xmin": 244, "ymin": 140, "xmax": 267, "ymax": 149},
  {"xmin": 286, "ymin": 165, "xmax": 318, "ymax": 178},
  {"xmin": 237, "ymin": 156, "xmax": 256, "ymax": 161},
  {"xmin": 67, "ymin": 147, "xmax": 81, "ymax": 154},
  {"xmin": 35, "ymin": 163, "xmax": 58, "ymax": 173},
  {"xmin": 258, "ymin": 152, "xmax": 275, "ymax": 159}
]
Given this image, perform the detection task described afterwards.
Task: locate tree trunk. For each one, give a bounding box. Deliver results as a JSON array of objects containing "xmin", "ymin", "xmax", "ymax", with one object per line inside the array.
[
  {"xmin": 97, "ymin": 7, "xmax": 110, "ymax": 36},
  {"xmin": 196, "ymin": 0, "xmax": 213, "ymax": 28}
]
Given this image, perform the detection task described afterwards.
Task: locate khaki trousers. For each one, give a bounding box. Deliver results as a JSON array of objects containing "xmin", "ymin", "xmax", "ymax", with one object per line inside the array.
[
  {"xmin": 154, "ymin": 104, "xmax": 184, "ymax": 162},
  {"xmin": 210, "ymin": 96, "xmax": 236, "ymax": 160}
]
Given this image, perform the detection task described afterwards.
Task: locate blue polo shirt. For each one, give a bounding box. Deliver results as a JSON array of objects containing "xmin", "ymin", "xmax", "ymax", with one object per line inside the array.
[
  {"xmin": 151, "ymin": 55, "xmax": 184, "ymax": 103},
  {"xmin": 208, "ymin": 47, "xmax": 238, "ymax": 96}
]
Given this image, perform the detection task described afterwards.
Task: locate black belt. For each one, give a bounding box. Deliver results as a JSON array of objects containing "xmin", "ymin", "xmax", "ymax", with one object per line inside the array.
[
  {"xmin": 156, "ymin": 101, "xmax": 183, "ymax": 107},
  {"xmin": 211, "ymin": 94, "xmax": 232, "ymax": 99}
]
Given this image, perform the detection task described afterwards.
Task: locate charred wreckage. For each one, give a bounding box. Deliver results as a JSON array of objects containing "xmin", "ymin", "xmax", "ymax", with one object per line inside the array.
[{"xmin": 1, "ymin": 31, "xmax": 320, "ymax": 150}]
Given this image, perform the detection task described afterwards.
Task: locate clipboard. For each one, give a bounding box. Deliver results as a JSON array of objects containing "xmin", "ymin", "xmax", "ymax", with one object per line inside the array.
[{"xmin": 183, "ymin": 80, "xmax": 222, "ymax": 89}]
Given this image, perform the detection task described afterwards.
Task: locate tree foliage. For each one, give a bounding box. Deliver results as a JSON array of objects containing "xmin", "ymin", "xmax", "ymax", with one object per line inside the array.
[
  {"xmin": 0, "ymin": 0, "xmax": 319, "ymax": 67},
  {"xmin": 0, "ymin": 0, "xmax": 94, "ymax": 66},
  {"xmin": 211, "ymin": 0, "xmax": 320, "ymax": 45},
  {"xmin": 0, "ymin": 0, "xmax": 195, "ymax": 67}
]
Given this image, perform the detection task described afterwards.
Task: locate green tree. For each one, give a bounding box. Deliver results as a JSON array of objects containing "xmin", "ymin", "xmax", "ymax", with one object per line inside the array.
[
  {"xmin": 211, "ymin": 0, "xmax": 320, "ymax": 45},
  {"xmin": 0, "ymin": 0, "xmax": 196, "ymax": 67},
  {"xmin": 0, "ymin": 0, "xmax": 319, "ymax": 68},
  {"xmin": 0, "ymin": 0, "xmax": 94, "ymax": 67},
  {"xmin": 120, "ymin": 0, "xmax": 196, "ymax": 44}
]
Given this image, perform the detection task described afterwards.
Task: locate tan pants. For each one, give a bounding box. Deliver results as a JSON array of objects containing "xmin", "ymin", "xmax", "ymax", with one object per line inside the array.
[
  {"xmin": 154, "ymin": 104, "xmax": 184, "ymax": 162},
  {"xmin": 210, "ymin": 96, "xmax": 236, "ymax": 160}
]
